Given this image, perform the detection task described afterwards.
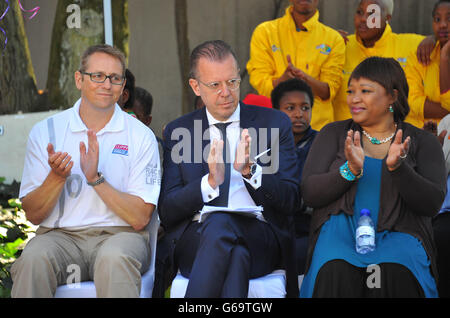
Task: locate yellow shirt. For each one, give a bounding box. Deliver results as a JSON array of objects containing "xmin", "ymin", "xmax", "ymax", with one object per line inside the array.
[
  {"xmin": 333, "ymin": 24, "xmax": 425, "ymax": 122},
  {"xmin": 246, "ymin": 7, "xmax": 345, "ymax": 131},
  {"xmin": 405, "ymin": 42, "xmax": 450, "ymax": 128}
]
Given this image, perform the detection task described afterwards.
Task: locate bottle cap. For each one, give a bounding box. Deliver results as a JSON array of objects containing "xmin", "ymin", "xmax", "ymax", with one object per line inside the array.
[{"xmin": 360, "ymin": 209, "xmax": 370, "ymax": 216}]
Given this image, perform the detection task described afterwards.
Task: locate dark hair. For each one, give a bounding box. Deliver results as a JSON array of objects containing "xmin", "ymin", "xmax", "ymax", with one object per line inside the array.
[
  {"xmin": 79, "ymin": 44, "xmax": 126, "ymax": 75},
  {"xmin": 271, "ymin": 78, "xmax": 314, "ymax": 110},
  {"xmin": 123, "ymin": 69, "xmax": 136, "ymax": 109},
  {"xmin": 349, "ymin": 56, "xmax": 410, "ymax": 122},
  {"xmin": 432, "ymin": 0, "xmax": 450, "ymax": 16},
  {"xmin": 189, "ymin": 40, "xmax": 239, "ymax": 79},
  {"xmin": 134, "ymin": 86, "xmax": 153, "ymax": 116}
]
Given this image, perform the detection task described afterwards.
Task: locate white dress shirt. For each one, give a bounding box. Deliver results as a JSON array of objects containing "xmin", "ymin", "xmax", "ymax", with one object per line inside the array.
[{"xmin": 200, "ymin": 103, "xmax": 263, "ymax": 211}]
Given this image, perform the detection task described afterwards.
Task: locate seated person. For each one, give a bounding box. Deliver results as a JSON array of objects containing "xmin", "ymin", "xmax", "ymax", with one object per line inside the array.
[
  {"xmin": 271, "ymin": 78, "xmax": 317, "ymax": 275},
  {"xmin": 158, "ymin": 40, "xmax": 300, "ymax": 297},
  {"xmin": 10, "ymin": 45, "xmax": 161, "ymax": 297},
  {"xmin": 434, "ymin": 113, "xmax": 450, "ymax": 298},
  {"xmin": 118, "ymin": 68, "xmax": 136, "ymax": 117},
  {"xmin": 300, "ymin": 57, "xmax": 445, "ymax": 298},
  {"xmin": 405, "ymin": 0, "xmax": 450, "ymax": 128}
]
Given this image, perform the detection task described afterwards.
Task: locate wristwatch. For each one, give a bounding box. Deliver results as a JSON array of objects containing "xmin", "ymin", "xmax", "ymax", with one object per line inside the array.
[
  {"xmin": 87, "ymin": 172, "xmax": 105, "ymax": 186},
  {"xmin": 242, "ymin": 163, "xmax": 257, "ymax": 179}
]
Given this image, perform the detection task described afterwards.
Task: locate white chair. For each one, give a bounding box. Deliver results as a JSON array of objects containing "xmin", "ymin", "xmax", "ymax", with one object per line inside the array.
[
  {"xmin": 170, "ymin": 269, "xmax": 287, "ymax": 298},
  {"xmin": 54, "ymin": 212, "xmax": 160, "ymax": 298}
]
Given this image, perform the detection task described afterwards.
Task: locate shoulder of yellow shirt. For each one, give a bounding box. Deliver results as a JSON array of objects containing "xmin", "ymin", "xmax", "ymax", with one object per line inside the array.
[{"xmin": 346, "ymin": 32, "xmax": 425, "ymax": 46}]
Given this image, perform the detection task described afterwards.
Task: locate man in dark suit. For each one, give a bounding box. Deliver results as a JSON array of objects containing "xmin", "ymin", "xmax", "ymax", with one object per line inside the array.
[{"xmin": 158, "ymin": 40, "xmax": 299, "ymax": 298}]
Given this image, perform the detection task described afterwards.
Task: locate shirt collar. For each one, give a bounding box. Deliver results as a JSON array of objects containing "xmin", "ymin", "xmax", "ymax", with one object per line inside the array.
[
  {"xmin": 205, "ymin": 102, "xmax": 241, "ymax": 126},
  {"xmin": 296, "ymin": 126, "xmax": 315, "ymax": 146},
  {"xmin": 356, "ymin": 23, "xmax": 392, "ymax": 49},
  {"xmin": 287, "ymin": 6, "xmax": 319, "ymax": 32},
  {"xmin": 69, "ymin": 98, "xmax": 125, "ymax": 134}
]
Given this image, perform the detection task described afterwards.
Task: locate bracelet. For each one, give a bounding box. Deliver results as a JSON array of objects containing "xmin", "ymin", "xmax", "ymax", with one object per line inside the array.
[{"xmin": 339, "ymin": 161, "xmax": 363, "ymax": 181}]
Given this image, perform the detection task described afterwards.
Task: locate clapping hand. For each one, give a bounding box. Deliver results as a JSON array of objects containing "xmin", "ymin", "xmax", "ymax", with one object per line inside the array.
[
  {"xmin": 79, "ymin": 130, "xmax": 100, "ymax": 183},
  {"xmin": 344, "ymin": 130, "xmax": 364, "ymax": 176},
  {"xmin": 47, "ymin": 143, "xmax": 73, "ymax": 179},
  {"xmin": 234, "ymin": 129, "xmax": 252, "ymax": 175},
  {"xmin": 386, "ymin": 129, "xmax": 411, "ymax": 171},
  {"xmin": 207, "ymin": 139, "xmax": 225, "ymax": 189}
]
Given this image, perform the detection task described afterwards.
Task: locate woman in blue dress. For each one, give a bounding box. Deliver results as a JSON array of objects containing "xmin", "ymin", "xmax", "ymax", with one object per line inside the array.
[{"xmin": 300, "ymin": 56, "xmax": 446, "ymax": 297}]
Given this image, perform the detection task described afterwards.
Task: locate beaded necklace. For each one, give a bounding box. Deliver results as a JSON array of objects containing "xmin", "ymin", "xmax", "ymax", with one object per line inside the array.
[{"xmin": 362, "ymin": 125, "xmax": 397, "ymax": 145}]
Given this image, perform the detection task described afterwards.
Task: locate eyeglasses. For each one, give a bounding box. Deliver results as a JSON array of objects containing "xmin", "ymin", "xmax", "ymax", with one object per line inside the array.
[
  {"xmin": 79, "ymin": 71, "xmax": 125, "ymax": 85},
  {"xmin": 196, "ymin": 78, "xmax": 241, "ymax": 95}
]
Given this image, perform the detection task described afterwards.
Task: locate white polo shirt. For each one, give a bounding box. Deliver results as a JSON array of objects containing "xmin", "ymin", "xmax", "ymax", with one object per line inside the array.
[{"xmin": 19, "ymin": 99, "xmax": 161, "ymax": 229}]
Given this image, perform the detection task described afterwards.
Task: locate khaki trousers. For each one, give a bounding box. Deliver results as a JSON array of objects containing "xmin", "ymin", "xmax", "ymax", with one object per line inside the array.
[{"xmin": 10, "ymin": 226, "xmax": 150, "ymax": 298}]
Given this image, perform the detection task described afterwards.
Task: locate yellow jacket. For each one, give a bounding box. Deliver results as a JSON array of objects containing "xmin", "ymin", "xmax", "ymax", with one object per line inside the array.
[
  {"xmin": 333, "ymin": 24, "xmax": 424, "ymax": 122},
  {"xmin": 405, "ymin": 42, "xmax": 450, "ymax": 128},
  {"xmin": 247, "ymin": 6, "xmax": 345, "ymax": 130}
]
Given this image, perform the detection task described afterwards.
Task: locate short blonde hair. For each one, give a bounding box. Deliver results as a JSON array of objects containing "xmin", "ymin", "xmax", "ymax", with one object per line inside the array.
[{"xmin": 79, "ymin": 44, "xmax": 126, "ymax": 75}]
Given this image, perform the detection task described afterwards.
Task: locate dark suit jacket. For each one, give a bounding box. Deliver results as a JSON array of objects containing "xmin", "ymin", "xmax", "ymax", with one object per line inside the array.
[{"xmin": 158, "ymin": 103, "xmax": 300, "ymax": 297}]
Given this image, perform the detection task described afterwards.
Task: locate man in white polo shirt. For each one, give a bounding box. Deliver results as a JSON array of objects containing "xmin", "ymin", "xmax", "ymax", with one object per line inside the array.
[{"xmin": 10, "ymin": 44, "xmax": 161, "ymax": 297}]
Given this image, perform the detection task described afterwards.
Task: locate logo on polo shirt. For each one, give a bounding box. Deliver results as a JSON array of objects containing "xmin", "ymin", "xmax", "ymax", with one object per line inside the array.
[
  {"xmin": 316, "ymin": 44, "xmax": 331, "ymax": 55},
  {"xmin": 112, "ymin": 144, "xmax": 129, "ymax": 156},
  {"xmin": 271, "ymin": 44, "xmax": 280, "ymax": 52},
  {"xmin": 397, "ymin": 57, "xmax": 407, "ymax": 68}
]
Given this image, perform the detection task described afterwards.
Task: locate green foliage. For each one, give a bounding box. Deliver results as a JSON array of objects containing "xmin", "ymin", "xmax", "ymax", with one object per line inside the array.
[{"xmin": 0, "ymin": 179, "xmax": 35, "ymax": 298}]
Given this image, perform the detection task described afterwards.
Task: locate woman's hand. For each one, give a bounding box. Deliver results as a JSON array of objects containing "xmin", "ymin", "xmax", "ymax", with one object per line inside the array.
[
  {"xmin": 417, "ymin": 35, "xmax": 435, "ymax": 66},
  {"xmin": 344, "ymin": 130, "xmax": 364, "ymax": 176},
  {"xmin": 386, "ymin": 129, "xmax": 411, "ymax": 171}
]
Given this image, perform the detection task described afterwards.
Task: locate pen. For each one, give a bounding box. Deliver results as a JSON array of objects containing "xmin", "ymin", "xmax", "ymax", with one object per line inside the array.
[{"xmin": 254, "ymin": 148, "xmax": 270, "ymax": 161}]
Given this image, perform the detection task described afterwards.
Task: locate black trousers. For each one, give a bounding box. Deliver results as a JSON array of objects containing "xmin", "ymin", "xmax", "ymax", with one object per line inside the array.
[
  {"xmin": 295, "ymin": 236, "xmax": 309, "ymax": 275},
  {"xmin": 312, "ymin": 259, "xmax": 425, "ymax": 298},
  {"xmin": 175, "ymin": 212, "xmax": 281, "ymax": 298},
  {"xmin": 433, "ymin": 212, "xmax": 450, "ymax": 298}
]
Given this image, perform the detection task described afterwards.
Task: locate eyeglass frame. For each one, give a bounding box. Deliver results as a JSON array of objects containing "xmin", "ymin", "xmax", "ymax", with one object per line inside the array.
[
  {"xmin": 79, "ymin": 71, "xmax": 126, "ymax": 86},
  {"xmin": 195, "ymin": 78, "xmax": 241, "ymax": 95}
]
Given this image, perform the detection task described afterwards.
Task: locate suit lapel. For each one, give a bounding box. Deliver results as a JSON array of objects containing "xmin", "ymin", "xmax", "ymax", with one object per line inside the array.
[
  {"xmin": 240, "ymin": 103, "xmax": 261, "ymax": 156},
  {"xmin": 199, "ymin": 107, "xmax": 210, "ymax": 175}
]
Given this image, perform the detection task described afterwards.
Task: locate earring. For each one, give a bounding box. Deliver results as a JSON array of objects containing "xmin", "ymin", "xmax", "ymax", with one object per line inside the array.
[{"xmin": 389, "ymin": 105, "xmax": 394, "ymax": 113}]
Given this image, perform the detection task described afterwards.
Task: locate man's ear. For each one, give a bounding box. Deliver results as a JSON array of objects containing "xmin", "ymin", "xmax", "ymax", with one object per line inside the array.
[
  {"xmin": 144, "ymin": 115, "xmax": 152, "ymax": 127},
  {"xmin": 189, "ymin": 78, "xmax": 201, "ymax": 96},
  {"xmin": 75, "ymin": 71, "xmax": 83, "ymax": 90}
]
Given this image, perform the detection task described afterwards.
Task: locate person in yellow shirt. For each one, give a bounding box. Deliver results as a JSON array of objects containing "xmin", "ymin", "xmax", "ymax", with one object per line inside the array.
[
  {"xmin": 405, "ymin": 0, "xmax": 450, "ymax": 129},
  {"xmin": 246, "ymin": 0, "xmax": 345, "ymax": 131},
  {"xmin": 333, "ymin": 0, "xmax": 426, "ymax": 122}
]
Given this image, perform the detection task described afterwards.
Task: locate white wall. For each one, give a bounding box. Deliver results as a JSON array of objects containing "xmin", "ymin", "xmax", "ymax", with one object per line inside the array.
[{"xmin": 0, "ymin": 111, "xmax": 60, "ymax": 184}]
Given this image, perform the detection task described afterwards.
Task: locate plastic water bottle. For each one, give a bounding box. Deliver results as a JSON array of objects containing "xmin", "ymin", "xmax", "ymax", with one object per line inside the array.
[{"xmin": 355, "ymin": 209, "xmax": 376, "ymax": 254}]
